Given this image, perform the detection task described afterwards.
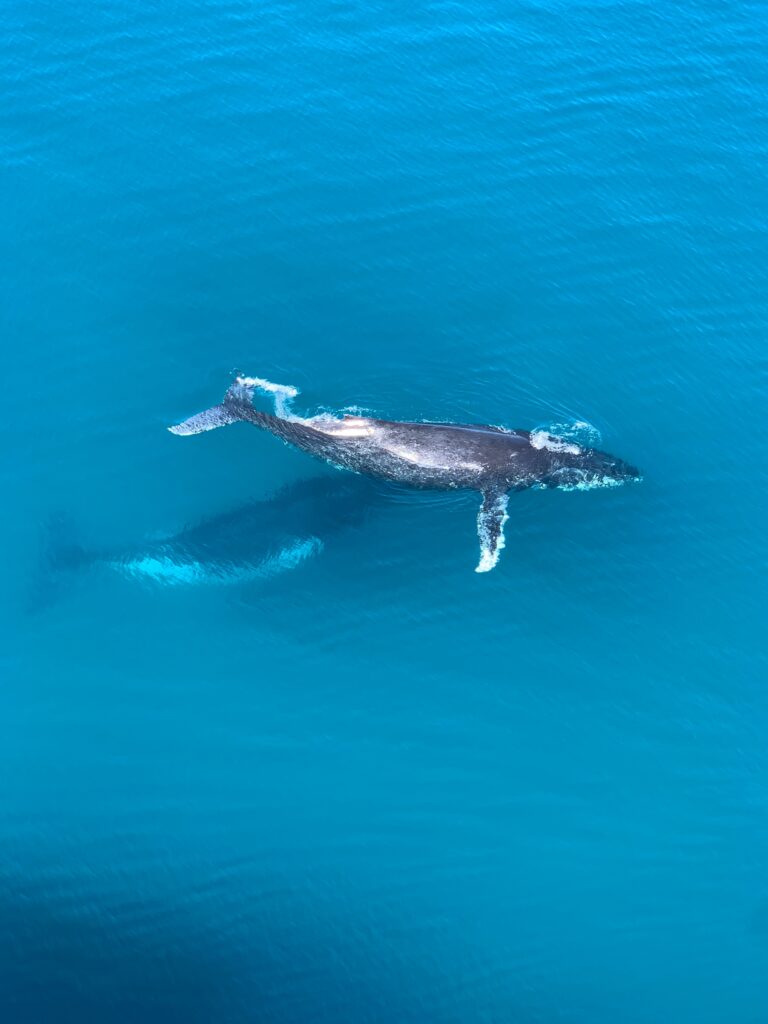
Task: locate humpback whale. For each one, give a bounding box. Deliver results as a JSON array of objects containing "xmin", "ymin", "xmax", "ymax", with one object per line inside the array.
[
  {"xmin": 169, "ymin": 376, "xmax": 641, "ymax": 572},
  {"xmin": 36, "ymin": 475, "xmax": 379, "ymax": 604}
]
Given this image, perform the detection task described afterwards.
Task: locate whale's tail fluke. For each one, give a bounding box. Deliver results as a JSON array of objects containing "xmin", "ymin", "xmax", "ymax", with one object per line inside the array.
[
  {"xmin": 167, "ymin": 401, "xmax": 242, "ymax": 436},
  {"xmin": 25, "ymin": 513, "xmax": 95, "ymax": 614},
  {"xmin": 168, "ymin": 377, "xmax": 300, "ymax": 436},
  {"xmin": 168, "ymin": 376, "xmax": 343, "ymax": 462}
]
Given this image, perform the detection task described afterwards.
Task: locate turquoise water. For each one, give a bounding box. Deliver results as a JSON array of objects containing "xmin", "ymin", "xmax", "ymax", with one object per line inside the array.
[{"xmin": 2, "ymin": 2, "xmax": 767, "ymax": 1020}]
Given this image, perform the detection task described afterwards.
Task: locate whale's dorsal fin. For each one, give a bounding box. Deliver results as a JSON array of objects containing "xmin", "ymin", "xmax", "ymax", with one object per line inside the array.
[{"xmin": 475, "ymin": 488, "xmax": 509, "ymax": 573}]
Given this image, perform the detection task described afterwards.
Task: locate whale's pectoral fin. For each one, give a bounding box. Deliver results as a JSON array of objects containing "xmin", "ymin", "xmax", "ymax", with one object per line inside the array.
[{"xmin": 475, "ymin": 489, "xmax": 509, "ymax": 573}]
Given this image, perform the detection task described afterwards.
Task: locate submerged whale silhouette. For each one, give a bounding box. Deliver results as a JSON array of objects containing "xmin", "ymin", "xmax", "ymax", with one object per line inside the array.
[
  {"xmin": 41, "ymin": 475, "xmax": 379, "ymax": 596},
  {"xmin": 170, "ymin": 376, "xmax": 641, "ymax": 572}
]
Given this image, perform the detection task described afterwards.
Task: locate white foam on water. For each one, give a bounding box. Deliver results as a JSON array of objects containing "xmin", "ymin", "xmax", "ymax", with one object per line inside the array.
[
  {"xmin": 533, "ymin": 419, "xmax": 603, "ymax": 449},
  {"xmin": 529, "ymin": 430, "xmax": 582, "ymax": 455},
  {"xmin": 236, "ymin": 375, "xmax": 299, "ymax": 399},
  {"xmin": 236, "ymin": 375, "xmax": 300, "ymax": 419},
  {"xmin": 237, "ymin": 375, "xmax": 374, "ymax": 435},
  {"xmin": 557, "ymin": 476, "xmax": 623, "ymax": 492}
]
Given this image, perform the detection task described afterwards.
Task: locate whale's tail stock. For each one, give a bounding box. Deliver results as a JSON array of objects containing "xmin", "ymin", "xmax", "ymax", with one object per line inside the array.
[
  {"xmin": 168, "ymin": 376, "xmax": 299, "ymax": 436},
  {"xmin": 168, "ymin": 375, "xmax": 345, "ymax": 462}
]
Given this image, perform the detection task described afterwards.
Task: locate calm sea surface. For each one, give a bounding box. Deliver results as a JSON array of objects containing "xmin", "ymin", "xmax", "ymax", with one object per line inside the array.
[{"xmin": 2, "ymin": 2, "xmax": 767, "ymax": 1021}]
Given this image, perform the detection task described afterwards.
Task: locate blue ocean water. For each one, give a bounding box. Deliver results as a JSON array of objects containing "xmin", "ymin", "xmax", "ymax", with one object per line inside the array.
[{"xmin": 2, "ymin": 1, "xmax": 767, "ymax": 1020}]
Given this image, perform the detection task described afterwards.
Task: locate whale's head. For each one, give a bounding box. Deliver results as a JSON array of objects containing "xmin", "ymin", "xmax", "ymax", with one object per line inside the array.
[{"xmin": 529, "ymin": 431, "xmax": 641, "ymax": 491}]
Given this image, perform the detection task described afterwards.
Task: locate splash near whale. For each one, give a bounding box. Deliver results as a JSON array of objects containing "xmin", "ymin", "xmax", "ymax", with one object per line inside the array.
[{"xmin": 169, "ymin": 376, "xmax": 641, "ymax": 572}]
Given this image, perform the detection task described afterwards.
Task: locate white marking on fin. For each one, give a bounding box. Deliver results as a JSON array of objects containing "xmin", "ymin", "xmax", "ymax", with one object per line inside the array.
[{"xmin": 475, "ymin": 490, "xmax": 509, "ymax": 573}]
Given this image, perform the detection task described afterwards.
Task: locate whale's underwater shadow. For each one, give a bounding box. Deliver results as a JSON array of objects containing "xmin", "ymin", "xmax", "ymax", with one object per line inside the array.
[
  {"xmin": 30, "ymin": 475, "xmax": 386, "ymax": 612},
  {"xmin": 0, "ymin": 875, "xmax": 564, "ymax": 1024}
]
